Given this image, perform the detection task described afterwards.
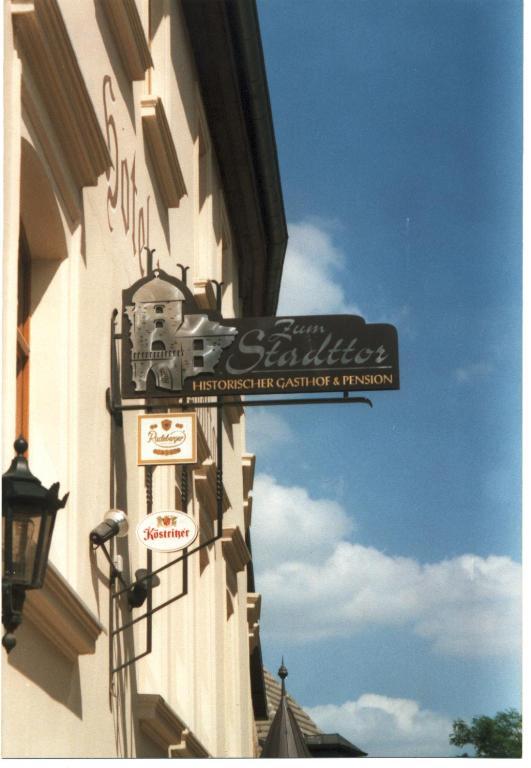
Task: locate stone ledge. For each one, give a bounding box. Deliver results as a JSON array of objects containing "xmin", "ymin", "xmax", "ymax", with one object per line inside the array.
[
  {"xmin": 243, "ymin": 494, "xmax": 253, "ymax": 529},
  {"xmin": 196, "ymin": 419, "xmax": 211, "ymax": 463},
  {"xmin": 12, "ymin": 0, "xmax": 111, "ymax": 188},
  {"xmin": 247, "ymin": 592, "xmax": 261, "ymax": 626},
  {"xmin": 141, "ymin": 96, "xmax": 187, "ymax": 208},
  {"xmin": 249, "ymin": 621, "xmax": 260, "ymax": 653},
  {"xmin": 193, "ymin": 278, "xmax": 217, "ymax": 310},
  {"xmin": 193, "ymin": 458, "xmax": 230, "ymax": 523},
  {"xmin": 224, "ymin": 399, "xmax": 244, "ymax": 424},
  {"xmin": 247, "ymin": 593, "xmax": 261, "ymax": 653},
  {"xmin": 24, "ymin": 562, "xmax": 104, "ymax": 661},
  {"xmin": 222, "ymin": 526, "xmax": 251, "ymax": 573},
  {"xmin": 242, "ymin": 452, "xmax": 255, "ymax": 500},
  {"xmin": 136, "ymin": 693, "xmax": 210, "ymax": 757},
  {"xmin": 102, "ymin": 0, "xmax": 152, "ymax": 81},
  {"xmin": 22, "ymin": 77, "xmax": 81, "ymax": 224}
]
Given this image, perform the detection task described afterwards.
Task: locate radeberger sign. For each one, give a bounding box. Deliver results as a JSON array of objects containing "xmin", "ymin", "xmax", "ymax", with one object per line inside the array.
[
  {"xmin": 122, "ymin": 270, "xmax": 399, "ymax": 398},
  {"xmin": 137, "ymin": 413, "xmax": 197, "ymax": 465},
  {"xmin": 136, "ymin": 510, "xmax": 198, "ymax": 552}
]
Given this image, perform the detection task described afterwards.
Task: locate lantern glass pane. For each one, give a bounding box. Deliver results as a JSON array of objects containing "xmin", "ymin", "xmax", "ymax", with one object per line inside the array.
[
  {"xmin": 2, "ymin": 505, "xmax": 42, "ymax": 585},
  {"xmin": 1, "ymin": 516, "xmax": 5, "ymax": 578},
  {"xmin": 33, "ymin": 511, "xmax": 55, "ymax": 587}
]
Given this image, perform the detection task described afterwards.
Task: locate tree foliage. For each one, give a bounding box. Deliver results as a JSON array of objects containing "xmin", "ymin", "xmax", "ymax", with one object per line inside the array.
[{"xmin": 449, "ymin": 708, "xmax": 522, "ymax": 758}]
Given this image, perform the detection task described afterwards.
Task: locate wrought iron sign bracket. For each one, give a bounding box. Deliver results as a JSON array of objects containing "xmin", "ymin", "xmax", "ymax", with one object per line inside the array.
[
  {"xmin": 210, "ymin": 279, "xmax": 223, "ymax": 311},
  {"xmin": 176, "ymin": 263, "xmax": 190, "ymax": 285},
  {"xmin": 107, "ymin": 305, "xmax": 374, "ymax": 421},
  {"xmin": 108, "ymin": 404, "xmax": 225, "ymax": 675},
  {"xmin": 107, "ymin": 308, "xmax": 124, "ymax": 427},
  {"xmin": 102, "ymin": 259, "xmax": 400, "ymax": 673}
]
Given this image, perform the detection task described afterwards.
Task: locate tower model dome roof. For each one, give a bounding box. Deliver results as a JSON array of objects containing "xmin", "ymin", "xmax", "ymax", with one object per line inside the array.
[{"xmin": 133, "ymin": 276, "xmax": 185, "ymax": 303}]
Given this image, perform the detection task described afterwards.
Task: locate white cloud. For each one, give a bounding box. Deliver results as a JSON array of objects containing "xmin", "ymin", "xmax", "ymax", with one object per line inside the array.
[
  {"xmin": 278, "ymin": 220, "xmax": 362, "ymax": 315},
  {"xmin": 252, "ymin": 475, "xmax": 521, "ymax": 656},
  {"xmin": 454, "ymin": 361, "xmax": 493, "ymax": 383},
  {"xmin": 245, "ymin": 409, "xmax": 295, "ymax": 456},
  {"xmin": 251, "ymin": 473, "xmax": 353, "ymax": 573},
  {"xmin": 380, "ymin": 303, "xmax": 415, "ymax": 339},
  {"xmin": 306, "ymin": 694, "xmax": 458, "ymax": 757}
]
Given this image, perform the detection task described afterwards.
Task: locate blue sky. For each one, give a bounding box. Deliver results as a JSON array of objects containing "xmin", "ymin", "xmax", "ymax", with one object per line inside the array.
[{"xmin": 247, "ymin": 0, "xmax": 522, "ymax": 758}]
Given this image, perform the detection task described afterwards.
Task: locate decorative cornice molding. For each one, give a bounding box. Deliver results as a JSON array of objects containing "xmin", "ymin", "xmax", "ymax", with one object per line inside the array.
[
  {"xmin": 102, "ymin": 0, "xmax": 153, "ymax": 81},
  {"xmin": 222, "ymin": 526, "xmax": 251, "ymax": 573},
  {"xmin": 242, "ymin": 452, "xmax": 256, "ymax": 500},
  {"xmin": 193, "ymin": 278, "xmax": 217, "ymax": 310},
  {"xmin": 24, "ymin": 562, "xmax": 104, "ymax": 661},
  {"xmin": 169, "ymin": 728, "xmax": 210, "ymax": 759},
  {"xmin": 247, "ymin": 592, "xmax": 261, "ymax": 626},
  {"xmin": 247, "ymin": 592, "xmax": 261, "ymax": 650},
  {"xmin": 21, "ymin": 78, "xmax": 81, "ymax": 224},
  {"xmin": 136, "ymin": 694, "xmax": 184, "ymax": 752},
  {"xmin": 193, "ymin": 458, "xmax": 230, "ymax": 523},
  {"xmin": 243, "ymin": 494, "xmax": 253, "ymax": 529},
  {"xmin": 224, "ymin": 399, "xmax": 244, "ymax": 424},
  {"xmin": 136, "ymin": 694, "xmax": 210, "ymax": 757},
  {"xmin": 141, "ymin": 96, "xmax": 187, "ymax": 208},
  {"xmin": 193, "ymin": 458, "xmax": 216, "ymax": 522},
  {"xmin": 196, "ymin": 426, "xmax": 210, "ymax": 463},
  {"xmin": 249, "ymin": 621, "xmax": 260, "ymax": 652},
  {"xmin": 12, "ymin": 0, "xmax": 112, "ymax": 188}
]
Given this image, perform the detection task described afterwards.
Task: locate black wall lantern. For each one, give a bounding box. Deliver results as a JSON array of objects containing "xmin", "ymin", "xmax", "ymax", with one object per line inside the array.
[{"xmin": 2, "ymin": 437, "xmax": 68, "ymax": 653}]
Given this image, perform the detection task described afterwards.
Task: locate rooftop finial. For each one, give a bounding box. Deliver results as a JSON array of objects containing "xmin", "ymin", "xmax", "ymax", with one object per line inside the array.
[{"xmin": 278, "ymin": 656, "xmax": 288, "ymax": 697}]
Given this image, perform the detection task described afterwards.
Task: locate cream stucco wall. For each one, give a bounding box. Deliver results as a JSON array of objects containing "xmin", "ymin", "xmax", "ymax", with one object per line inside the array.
[{"xmin": 2, "ymin": 0, "xmax": 258, "ymax": 758}]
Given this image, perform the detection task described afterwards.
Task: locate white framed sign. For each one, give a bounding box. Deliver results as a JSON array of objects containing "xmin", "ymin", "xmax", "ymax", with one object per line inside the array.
[
  {"xmin": 137, "ymin": 412, "xmax": 197, "ymax": 466},
  {"xmin": 136, "ymin": 510, "xmax": 198, "ymax": 552}
]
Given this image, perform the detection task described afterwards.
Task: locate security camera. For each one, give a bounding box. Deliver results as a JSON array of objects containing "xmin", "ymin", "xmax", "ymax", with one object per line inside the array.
[{"xmin": 90, "ymin": 509, "xmax": 129, "ymax": 547}]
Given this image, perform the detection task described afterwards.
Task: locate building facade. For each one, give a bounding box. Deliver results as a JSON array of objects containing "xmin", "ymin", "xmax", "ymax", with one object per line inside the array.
[{"xmin": 2, "ymin": 0, "xmax": 286, "ymax": 758}]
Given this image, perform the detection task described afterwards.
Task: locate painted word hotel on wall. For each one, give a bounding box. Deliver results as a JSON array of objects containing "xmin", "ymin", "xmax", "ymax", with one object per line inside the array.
[{"xmin": 121, "ymin": 270, "xmax": 399, "ymax": 398}]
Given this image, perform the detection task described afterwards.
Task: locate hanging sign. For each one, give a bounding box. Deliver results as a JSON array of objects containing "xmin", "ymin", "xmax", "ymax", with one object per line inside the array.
[
  {"xmin": 137, "ymin": 412, "xmax": 197, "ymax": 465},
  {"xmin": 136, "ymin": 510, "xmax": 198, "ymax": 552},
  {"xmin": 122, "ymin": 270, "xmax": 399, "ymax": 399}
]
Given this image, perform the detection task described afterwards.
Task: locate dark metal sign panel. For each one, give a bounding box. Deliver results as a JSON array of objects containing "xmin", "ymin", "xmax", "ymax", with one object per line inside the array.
[{"xmin": 121, "ymin": 270, "xmax": 399, "ymax": 398}]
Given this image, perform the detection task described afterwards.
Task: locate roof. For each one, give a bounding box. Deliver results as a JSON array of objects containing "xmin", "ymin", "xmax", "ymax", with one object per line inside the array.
[
  {"xmin": 132, "ymin": 276, "xmax": 185, "ymax": 303},
  {"xmin": 257, "ymin": 668, "xmax": 368, "ymax": 758},
  {"xmin": 260, "ymin": 663, "xmax": 312, "ymax": 758},
  {"xmin": 260, "ymin": 693, "xmax": 312, "ymax": 758},
  {"xmin": 256, "ymin": 668, "xmax": 322, "ymax": 747},
  {"xmin": 306, "ymin": 733, "xmax": 368, "ymax": 758},
  {"xmin": 181, "ymin": 0, "xmax": 287, "ymax": 317}
]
